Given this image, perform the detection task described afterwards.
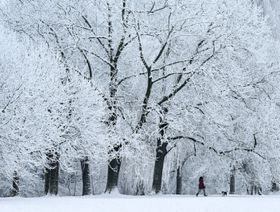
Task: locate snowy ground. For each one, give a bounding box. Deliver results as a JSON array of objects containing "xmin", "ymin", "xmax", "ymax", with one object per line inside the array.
[{"xmin": 1, "ymin": 195, "xmax": 280, "ymax": 212}]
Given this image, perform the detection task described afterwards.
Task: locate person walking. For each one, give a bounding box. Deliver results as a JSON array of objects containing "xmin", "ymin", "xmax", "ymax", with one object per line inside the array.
[{"xmin": 196, "ymin": 176, "xmax": 207, "ymax": 196}]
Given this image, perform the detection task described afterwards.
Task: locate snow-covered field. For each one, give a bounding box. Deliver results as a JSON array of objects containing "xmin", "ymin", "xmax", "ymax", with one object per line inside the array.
[{"xmin": 1, "ymin": 195, "xmax": 280, "ymax": 212}]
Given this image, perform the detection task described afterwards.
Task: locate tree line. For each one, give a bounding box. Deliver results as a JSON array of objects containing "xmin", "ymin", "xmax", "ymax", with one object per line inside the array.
[{"xmin": 0, "ymin": 0, "xmax": 280, "ymax": 196}]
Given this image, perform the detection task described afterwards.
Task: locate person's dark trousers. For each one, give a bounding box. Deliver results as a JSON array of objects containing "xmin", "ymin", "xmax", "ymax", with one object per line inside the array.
[{"xmin": 196, "ymin": 189, "xmax": 207, "ymax": 196}]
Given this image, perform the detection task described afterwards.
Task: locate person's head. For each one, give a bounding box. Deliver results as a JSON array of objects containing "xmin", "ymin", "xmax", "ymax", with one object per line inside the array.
[{"xmin": 199, "ymin": 176, "xmax": 203, "ymax": 181}]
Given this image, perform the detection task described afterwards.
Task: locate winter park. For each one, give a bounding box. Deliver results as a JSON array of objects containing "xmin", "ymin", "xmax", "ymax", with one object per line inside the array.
[{"xmin": 1, "ymin": 0, "xmax": 280, "ymax": 211}]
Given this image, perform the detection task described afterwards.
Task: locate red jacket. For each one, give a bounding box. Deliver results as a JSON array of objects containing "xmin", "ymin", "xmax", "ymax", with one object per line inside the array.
[{"xmin": 199, "ymin": 179, "xmax": 205, "ymax": 189}]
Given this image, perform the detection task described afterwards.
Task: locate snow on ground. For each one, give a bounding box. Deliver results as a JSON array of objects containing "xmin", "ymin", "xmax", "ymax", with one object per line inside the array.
[{"xmin": 1, "ymin": 195, "xmax": 280, "ymax": 212}]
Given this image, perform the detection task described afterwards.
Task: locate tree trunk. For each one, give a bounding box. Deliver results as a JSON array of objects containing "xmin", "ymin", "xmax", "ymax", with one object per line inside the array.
[
  {"xmin": 271, "ymin": 181, "xmax": 279, "ymax": 192},
  {"xmin": 152, "ymin": 142, "xmax": 168, "ymax": 193},
  {"xmin": 49, "ymin": 161, "xmax": 59, "ymax": 195},
  {"xmin": 152, "ymin": 154, "xmax": 165, "ymax": 193},
  {"xmin": 152, "ymin": 118, "xmax": 169, "ymax": 194},
  {"xmin": 250, "ymin": 184, "xmax": 262, "ymax": 195},
  {"xmin": 81, "ymin": 157, "xmax": 91, "ymax": 195},
  {"xmin": 229, "ymin": 174, "xmax": 235, "ymax": 194},
  {"xmin": 136, "ymin": 180, "xmax": 145, "ymax": 195},
  {"xmin": 44, "ymin": 168, "xmax": 50, "ymax": 195},
  {"xmin": 44, "ymin": 152, "xmax": 59, "ymax": 195},
  {"xmin": 11, "ymin": 171, "xmax": 19, "ymax": 197},
  {"xmin": 105, "ymin": 158, "xmax": 121, "ymax": 193},
  {"xmin": 176, "ymin": 166, "xmax": 182, "ymax": 194},
  {"xmin": 105, "ymin": 62, "xmax": 120, "ymax": 193},
  {"xmin": 74, "ymin": 172, "xmax": 77, "ymax": 196}
]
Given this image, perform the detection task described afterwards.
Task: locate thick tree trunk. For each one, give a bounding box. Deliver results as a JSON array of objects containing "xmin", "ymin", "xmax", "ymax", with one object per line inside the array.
[
  {"xmin": 152, "ymin": 142, "xmax": 168, "ymax": 193},
  {"xmin": 49, "ymin": 161, "xmax": 59, "ymax": 195},
  {"xmin": 152, "ymin": 154, "xmax": 165, "ymax": 193},
  {"xmin": 103, "ymin": 2, "xmax": 130, "ymax": 193},
  {"xmin": 176, "ymin": 166, "xmax": 182, "ymax": 194},
  {"xmin": 105, "ymin": 158, "xmax": 121, "ymax": 193},
  {"xmin": 81, "ymin": 157, "xmax": 91, "ymax": 195},
  {"xmin": 11, "ymin": 171, "xmax": 19, "ymax": 197},
  {"xmin": 105, "ymin": 61, "xmax": 120, "ymax": 193},
  {"xmin": 44, "ymin": 152, "xmax": 59, "ymax": 195},
  {"xmin": 152, "ymin": 118, "xmax": 169, "ymax": 194},
  {"xmin": 44, "ymin": 162, "xmax": 59, "ymax": 195}
]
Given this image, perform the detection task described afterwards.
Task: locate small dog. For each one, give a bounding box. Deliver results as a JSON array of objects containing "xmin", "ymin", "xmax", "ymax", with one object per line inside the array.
[{"xmin": 221, "ymin": 191, "xmax": 227, "ymax": 196}]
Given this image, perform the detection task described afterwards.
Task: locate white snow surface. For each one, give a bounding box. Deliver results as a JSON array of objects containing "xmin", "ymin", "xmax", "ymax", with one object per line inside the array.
[{"xmin": 1, "ymin": 195, "xmax": 280, "ymax": 212}]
